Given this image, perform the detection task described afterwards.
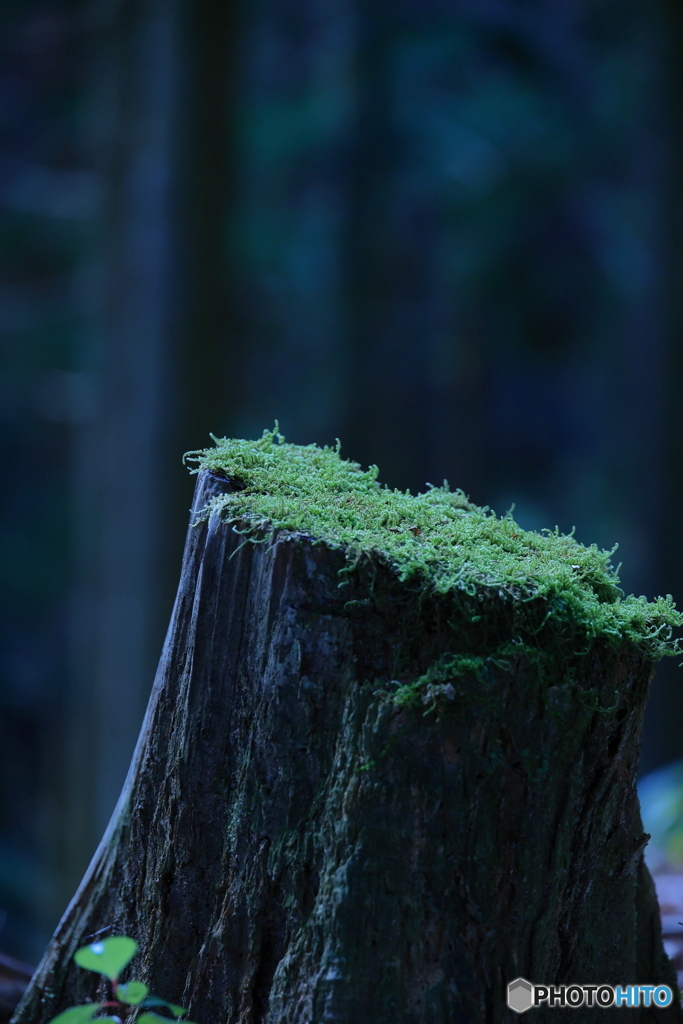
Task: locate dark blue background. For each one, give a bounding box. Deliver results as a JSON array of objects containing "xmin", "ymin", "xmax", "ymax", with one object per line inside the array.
[{"xmin": 1, "ymin": 0, "xmax": 682, "ymax": 965}]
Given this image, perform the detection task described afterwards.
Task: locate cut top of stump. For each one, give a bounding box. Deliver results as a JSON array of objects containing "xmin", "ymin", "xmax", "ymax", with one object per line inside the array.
[{"xmin": 184, "ymin": 427, "xmax": 681, "ymax": 666}]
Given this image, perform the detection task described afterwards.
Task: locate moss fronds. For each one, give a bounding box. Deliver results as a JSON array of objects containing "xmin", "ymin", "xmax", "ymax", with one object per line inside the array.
[
  {"xmin": 184, "ymin": 427, "xmax": 681, "ymax": 660},
  {"xmin": 394, "ymin": 653, "xmax": 491, "ymax": 710}
]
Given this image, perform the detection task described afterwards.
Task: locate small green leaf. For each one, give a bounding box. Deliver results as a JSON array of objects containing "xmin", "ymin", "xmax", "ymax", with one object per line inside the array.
[
  {"xmin": 47, "ymin": 1004, "xmax": 101, "ymax": 1024},
  {"xmin": 138, "ymin": 1015, "xmax": 197, "ymax": 1024},
  {"xmin": 74, "ymin": 936, "xmax": 138, "ymax": 980},
  {"xmin": 116, "ymin": 980, "xmax": 149, "ymax": 1004},
  {"xmin": 140, "ymin": 998, "xmax": 186, "ymax": 1016}
]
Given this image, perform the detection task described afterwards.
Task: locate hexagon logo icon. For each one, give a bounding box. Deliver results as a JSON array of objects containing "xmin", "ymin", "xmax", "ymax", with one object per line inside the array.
[{"xmin": 507, "ymin": 977, "xmax": 534, "ymax": 1014}]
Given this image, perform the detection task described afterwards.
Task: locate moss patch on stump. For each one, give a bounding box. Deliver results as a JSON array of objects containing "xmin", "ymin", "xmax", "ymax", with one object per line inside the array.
[{"xmin": 185, "ymin": 426, "xmax": 681, "ymax": 674}]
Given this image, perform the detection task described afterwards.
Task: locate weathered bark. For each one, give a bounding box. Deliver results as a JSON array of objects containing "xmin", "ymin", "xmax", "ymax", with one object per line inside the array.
[{"xmin": 13, "ymin": 471, "xmax": 680, "ymax": 1024}]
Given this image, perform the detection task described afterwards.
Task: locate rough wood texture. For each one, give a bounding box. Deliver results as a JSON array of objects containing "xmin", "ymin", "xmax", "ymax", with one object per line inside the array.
[{"xmin": 13, "ymin": 471, "xmax": 680, "ymax": 1023}]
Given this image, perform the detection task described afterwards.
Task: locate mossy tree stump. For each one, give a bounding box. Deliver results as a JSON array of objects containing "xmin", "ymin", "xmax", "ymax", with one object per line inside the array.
[{"xmin": 13, "ymin": 433, "xmax": 683, "ymax": 1023}]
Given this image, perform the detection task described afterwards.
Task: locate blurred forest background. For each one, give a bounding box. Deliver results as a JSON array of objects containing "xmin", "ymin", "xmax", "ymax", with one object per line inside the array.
[{"xmin": 1, "ymin": 0, "xmax": 683, "ymax": 967}]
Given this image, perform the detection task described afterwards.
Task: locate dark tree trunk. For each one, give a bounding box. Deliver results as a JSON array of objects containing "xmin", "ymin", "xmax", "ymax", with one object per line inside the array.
[{"xmin": 13, "ymin": 471, "xmax": 680, "ymax": 1024}]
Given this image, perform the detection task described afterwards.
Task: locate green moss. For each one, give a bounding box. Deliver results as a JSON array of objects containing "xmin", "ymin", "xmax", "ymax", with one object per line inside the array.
[
  {"xmin": 392, "ymin": 641, "xmax": 617, "ymax": 716},
  {"xmin": 184, "ymin": 426, "xmax": 681, "ymax": 661},
  {"xmin": 393, "ymin": 653, "xmax": 489, "ymax": 710}
]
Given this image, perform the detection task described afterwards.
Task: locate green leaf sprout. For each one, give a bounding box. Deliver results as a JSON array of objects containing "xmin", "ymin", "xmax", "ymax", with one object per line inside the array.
[
  {"xmin": 115, "ymin": 981, "xmax": 148, "ymax": 1005},
  {"xmin": 45, "ymin": 935, "xmax": 197, "ymax": 1024},
  {"xmin": 49, "ymin": 1006, "xmax": 101, "ymax": 1024},
  {"xmin": 74, "ymin": 937, "xmax": 138, "ymax": 982}
]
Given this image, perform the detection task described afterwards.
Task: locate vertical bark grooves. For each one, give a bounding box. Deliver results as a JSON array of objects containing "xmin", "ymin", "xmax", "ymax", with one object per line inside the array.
[{"xmin": 13, "ymin": 471, "xmax": 680, "ymax": 1024}]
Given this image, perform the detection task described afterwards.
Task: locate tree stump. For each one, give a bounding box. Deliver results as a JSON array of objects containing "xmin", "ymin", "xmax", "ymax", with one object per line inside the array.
[{"xmin": 13, "ymin": 435, "xmax": 683, "ymax": 1024}]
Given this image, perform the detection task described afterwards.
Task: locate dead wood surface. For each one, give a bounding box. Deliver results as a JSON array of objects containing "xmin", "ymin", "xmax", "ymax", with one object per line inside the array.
[{"xmin": 12, "ymin": 470, "xmax": 680, "ymax": 1024}]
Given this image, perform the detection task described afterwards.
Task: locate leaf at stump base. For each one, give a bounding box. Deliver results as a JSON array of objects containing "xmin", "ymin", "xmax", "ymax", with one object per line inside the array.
[
  {"xmin": 140, "ymin": 997, "xmax": 186, "ymax": 1016},
  {"xmin": 116, "ymin": 980, "xmax": 149, "ymax": 1004},
  {"xmin": 138, "ymin": 1013, "xmax": 197, "ymax": 1024},
  {"xmin": 74, "ymin": 936, "xmax": 138, "ymax": 980},
  {"xmin": 46, "ymin": 1004, "xmax": 101, "ymax": 1024}
]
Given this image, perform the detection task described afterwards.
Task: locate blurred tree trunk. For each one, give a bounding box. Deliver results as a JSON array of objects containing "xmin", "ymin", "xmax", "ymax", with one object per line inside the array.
[
  {"xmin": 642, "ymin": 0, "xmax": 683, "ymax": 775},
  {"xmin": 342, "ymin": 3, "xmax": 463, "ymax": 494},
  {"xmin": 65, "ymin": 0, "xmax": 244, "ymax": 906},
  {"xmin": 16, "ymin": 471, "xmax": 680, "ymax": 1024},
  {"xmin": 67, "ymin": 0, "xmax": 182, "ymax": 904}
]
